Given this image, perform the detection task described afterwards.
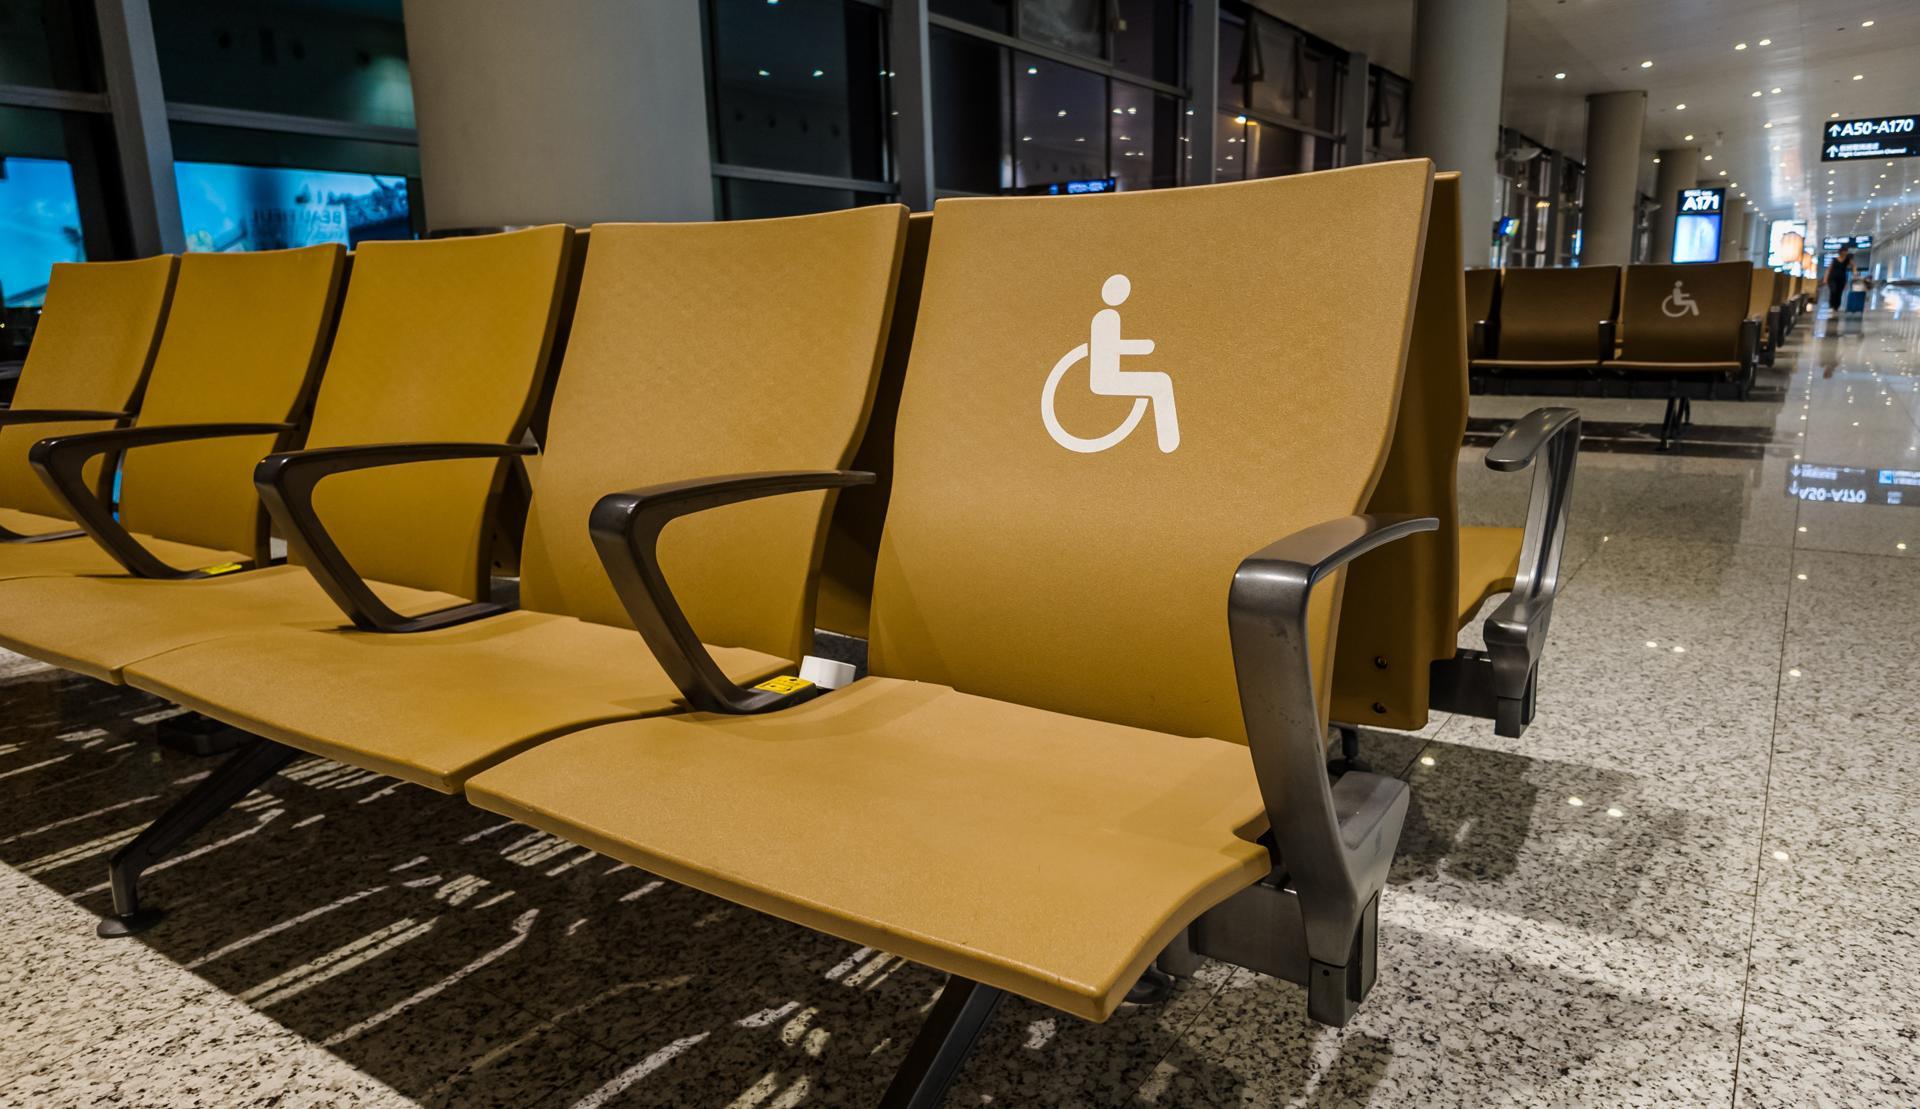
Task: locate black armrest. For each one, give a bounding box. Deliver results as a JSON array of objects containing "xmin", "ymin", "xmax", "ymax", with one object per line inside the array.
[
  {"xmin": 28, "ymin": 422, "xmax": 296, "ymax": 577},
  {"xmin": 1479, "ymin": 406, "xmax": 1579, "ymax": 735},
  {"xmin": 1468, "ymin": 319, "xmax": 1496, "ymax": 361},
  {"xmin": 589, "ymin": 469, "xmax": 875, "ymax": 714},
  {"xmin": 0, "ymin": 407, "xmax": 132, "ymax": 426},
  {"xmin": 1739, "ymin": 316, "xmax": 1761, "ymax": 370},
  {"xmin": 1227, "ymin": 513, "xmax": 1434, "ymax": 985},
  {"xmin": 254, "ymin": 441, "xmax": 535, "ymax": 632},
  {"xmin": 1596, "ymin": 319, "xmax": 1616, "ymax": 362}
]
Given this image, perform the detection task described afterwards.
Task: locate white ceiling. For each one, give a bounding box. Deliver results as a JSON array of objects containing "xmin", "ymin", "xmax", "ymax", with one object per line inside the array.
[{"xmin": 1254, "ymin": 0, "xmax": 1920, "ymax": 244}]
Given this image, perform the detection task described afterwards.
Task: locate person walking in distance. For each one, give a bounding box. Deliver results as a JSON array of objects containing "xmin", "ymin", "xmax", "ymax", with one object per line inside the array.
[{"xmin": 1826, "ymin": 244, "xmax": 1854, "ymax": 313}]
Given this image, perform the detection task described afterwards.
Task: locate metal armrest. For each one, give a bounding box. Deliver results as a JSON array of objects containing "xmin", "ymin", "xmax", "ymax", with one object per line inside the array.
[
  {"xmin": 1226, "ymin": 513, "xmax": 1435, "ymax": 1014},
  {"xmin": 28, "ymin": 422, "xmax": 297, "ymax": 577},
  {"xmin": 254, "ymin": 441, "xmax": 534, "ymax": 632},
  {"xmin": 1478, "ymin": 406, "xmax": 1579, "ymax": 735},
  {"xmin": 589, "ymin": 469, "xmax": 875, "ymax": 714}
]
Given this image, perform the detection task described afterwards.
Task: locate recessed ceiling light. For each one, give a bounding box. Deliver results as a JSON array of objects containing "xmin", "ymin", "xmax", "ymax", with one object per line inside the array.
[
  {"xmin": 1705, "ymin": 154, "xmax": 1714, "ymax": 161},
  {"xmin": 1641, "ymin": 60, "xmax": 1654, "ymax": 68},
  {"xmin": 1863, "ymin": 19, "xmax": 1875, "ymax": 27},
  {"xmin": 1854, "ymin": 74, "xmax": 1866, "ymax": 80},
  {"xmin": 1758, "ymin": 37, "xmax": 1772, "ymax": 45},
  {"xmin": 1751, "ymin": 90, "xmax": 1763, "ymax": 97},
  {"xmin": 1765, "ymin": 122, "xmax": 1775, "ymax": 129},
  {"xmin": 1832, "ymin": 111, "xmax": 1842, "ymax": 118},
  {"xmin": 1735, "ymin": 42, "xmax": 1748, "ymax": 50},
  {"xmin": 1771, "ymin": 87, "xmax": 1782, "ymax": 94},
  {"xmin": 1676, "ymin": 103, "xmax": 1687, "ymax": 110},
  {"xmin": 1554, "ymin": 71, "xmax": 1566, "ymax": 79},
  {"xmin": 1684, "ymin": 133, "xmax": 1695, "ymax": 141},
  {"xmin": 1720, "ymin": 170, "xmax": 1729, "ymax": 176}
]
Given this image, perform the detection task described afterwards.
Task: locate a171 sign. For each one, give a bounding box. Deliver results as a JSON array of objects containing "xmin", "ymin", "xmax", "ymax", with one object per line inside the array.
[{"xmin": 1822, "ymin": 115, "xmax": 1919, "ymax": 161}]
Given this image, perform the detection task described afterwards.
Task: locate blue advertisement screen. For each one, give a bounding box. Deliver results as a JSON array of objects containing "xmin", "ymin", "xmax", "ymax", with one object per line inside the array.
[
  {"xmin": 175, "ymin": 162, "xmax": 412, "ymax": 253},
  {"xmin": 1672, "ymin": 213, "xmax": 1722, "ymax": 263},
  {"xmin": 0, "ymin": 156, "xmax": 86, "ymax": 308}
]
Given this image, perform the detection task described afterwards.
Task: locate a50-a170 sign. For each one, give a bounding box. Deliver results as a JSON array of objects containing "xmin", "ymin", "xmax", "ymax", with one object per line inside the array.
[{"xmin": 1823, "ymin": 115, "xmax": 1919, "ymax": 161}]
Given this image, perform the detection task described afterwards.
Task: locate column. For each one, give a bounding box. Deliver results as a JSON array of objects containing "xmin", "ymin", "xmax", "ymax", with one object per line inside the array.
[
  {"xmin": 1580, "ymin": 91, "xmax": 1646, "ymax": 268},
  {"xmin": 1543, "ymin": 151, "xmax": 1565, "ymax": 265},
  {"xmin": 1649, "ymin": 146, "xmax": 1699, "ymax": 264},
  {"xmin": 1343, "ymin": 50, "xmax": 1370, "ymax": 168},
  {"xmin": 93, "ymin": 0, "xmax": 184, "ymax": 256},
  {"xmin": 1717, "ymin": 185, "xmax": 1742, "ymax": 261},
  {"xmin": 1186, "ymin": 0, "xmax": 1220, "ymax": 185},
  {"xmin": 1407, "ymin": 0, "xmax": 1510, "ymax": 267},
  {"xmin": 402, "ymin": 0, "xmax": 713, "ymax": 228},
  {"xmin": 890, "ymin": 0, "xmax": 935, "ymax": 210}
]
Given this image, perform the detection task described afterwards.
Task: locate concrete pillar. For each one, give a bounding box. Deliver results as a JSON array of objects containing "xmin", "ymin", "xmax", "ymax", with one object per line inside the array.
[
  {"xmin": 1407, "ymin": 0, "xmax": 1509, "ymax": 266},
  {"xmin": 1717, "ymin": 185, "xmax": 1742, "ymax": 261},
  {"xmin": 1344, "ymin": 50, "xmax": 1370, "ymax": 168},
  {"xmin": 402, "ymin": 0, "xmax": 713, "ymax": 228},
  {"xmin": 1580, "ymin": 91, "xmax": 1646, "ymax": 268},
  {"xmin": 94, "ymin": 0, "xmax": 184, "ymax": 255},
  {"xmin": 1649, "ymin": 147, "xmax": 1699, "ymax": 264}
]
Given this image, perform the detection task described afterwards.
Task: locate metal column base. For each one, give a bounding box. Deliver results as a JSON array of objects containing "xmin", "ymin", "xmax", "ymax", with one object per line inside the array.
[
  {"xmin": 879, "ymin": 976, "xmax": 1004, "ymax": 1109},
  {"xmin": 98, "ymin": 736, "xmax": 296, "ymax": 937}
]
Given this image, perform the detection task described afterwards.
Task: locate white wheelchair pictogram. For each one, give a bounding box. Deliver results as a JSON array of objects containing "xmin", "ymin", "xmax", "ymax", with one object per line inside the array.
[
  {"xmin": 1661, "ymin": 281, "xmax": 1700, "ymax": 318},
  {"xmin": 1041, "ymin": 274, "xmax": 1181, "ymax": 454}
]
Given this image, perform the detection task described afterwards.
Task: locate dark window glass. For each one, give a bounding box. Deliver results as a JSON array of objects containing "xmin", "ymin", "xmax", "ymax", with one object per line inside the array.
[
  {"xmin": 1012, "ymin": 53, "xmax": 1105, "ymax": 189},
  {"xmin": 1111, "ymin": 0, "xmax": 1180, "ymax": 85},
  {"xmin": 930, "ymin": 28, "xmax": 1007, "ymax": 193},
  {"xmin": 0, "ymin": 0, "xmax": 105, "ymax": 91},
  {"xmin": 1217, "ymin": 15, "xmax": 1246, "ymax": 111},
  {"xmin": 930, "ymin": 0, "xmax": 1011, "ymax": 34},
  {"xmin": 1019, "ymin": 0, "xmax": 1101, "ymax": 58},
  {"xmin": 1110, "ymin": 85, "xmax": 1177, "ymax": 192},
  {"xmin": 1299, "ymin": 44, "xmax": 1340, "ymax": 132},
  {"xmin": 1245, "ymin": 18, "xmax": 1296, "ymax": 121},
  {"xmin": 0, "ymin": 104, "xmax": 127, "ymax": 369},
  {"xmin": 1215, "ymin": 113, "xmax": 1248, "ymax": 180},
  {"xmin": 708, "ymin": 0, "xmax": 890, "ymax": 182},
  {"xmin": 1368, "ymin": 71, "xmax": 1410, "ymax": 157},
  {"xmin": 1248, "ymin": 119, "xmax": 1308, "ymax": 178},
  {"xmin": 171, "ymin": 121, "xmax": 420, "ymax": 178},
  {"xmin": 720, "ymin": 178, "xmax": 883, "ymax": 219},
  {"xmin": 149, "ymin": 0, "xmax": 415, "ymax": 128}
]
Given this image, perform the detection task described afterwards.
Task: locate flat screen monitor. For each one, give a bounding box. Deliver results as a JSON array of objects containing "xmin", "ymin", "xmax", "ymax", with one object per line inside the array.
[
  {"xmin": 1672, "ymin": 213, "xmax": 1722, "ymax": 264},
  {"xmin": 0, "ymin": 156, "xmax": 86, "ymax": 308},
  {"xmin": 175, "ymin": 161, "xmax": 413, "ymax": 253}
]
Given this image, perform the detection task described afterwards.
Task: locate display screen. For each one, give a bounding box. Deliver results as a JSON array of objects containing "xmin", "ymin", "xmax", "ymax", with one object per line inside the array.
[
  {"xmin": 1672, "ymin": 213, "xmax": 1722, "ymax": 264},
  {"xmin": 175, "ymin": 161, "xmax": 413, "ymax": 252},
  {"xmin": 0, "ymin": 156, "xmax": 86, "ymax": 308},
  {"xmin": 1768, "ymin": 220, "xmax": 1808, "ymax": 272}
]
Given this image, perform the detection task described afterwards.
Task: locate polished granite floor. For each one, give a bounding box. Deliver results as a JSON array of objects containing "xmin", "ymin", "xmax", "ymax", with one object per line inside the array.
[{"xmin": 3, "ymin": 295, "xmax": 1919, "ymax": 1107}]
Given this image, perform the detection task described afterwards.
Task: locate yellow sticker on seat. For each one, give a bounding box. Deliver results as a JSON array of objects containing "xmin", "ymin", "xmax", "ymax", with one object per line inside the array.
[
  {"xmin": 753, "ymin": 675, "xmax": 814, "ymax": 695},
  {"xmin": 199, "ymin": 562, "xmax": 245, "ymax": 576}
]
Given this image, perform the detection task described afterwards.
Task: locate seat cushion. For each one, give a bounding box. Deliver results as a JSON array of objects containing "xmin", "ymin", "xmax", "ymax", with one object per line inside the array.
[
  {"xmin": 125, "ymin": 611, "xmax": 790, "ymax": 792},
  {"xmin": 1457, "ymin": 525, "xmax": 1522, "ymax": 629},
  {"xmin": 0, "ymin": 509, "xmax": 245, "ymax": 583},
  {"xmin": 464, "ymin": 677, "xmax": 1272, "ymax": 1022},
  {"xmin": 0, "ymin": 565, "xmax": 461, "ymax": 682}
]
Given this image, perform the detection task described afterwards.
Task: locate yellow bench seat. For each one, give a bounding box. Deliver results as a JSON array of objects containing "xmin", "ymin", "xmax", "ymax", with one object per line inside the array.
[
  {"xmin": 464, "ymin": 676, "xmax": 1272, "ymax": 1022},
  {"xmin": 0, "ymin": 509, "xmax": 246, "ymax": 582},
  {"xmin": 122, "ymin": 609, "xmax": 789, "ymax": 792}
]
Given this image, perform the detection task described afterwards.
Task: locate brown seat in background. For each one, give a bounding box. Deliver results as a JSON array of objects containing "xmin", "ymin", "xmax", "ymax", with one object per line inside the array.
[
  {"xmin": 1610, "ymin": 260, "xmax": 1761, "ymax": 448},
  {"xmin": 1470, "ymin": 265, "xmax": 1619, "ymax": 382}
]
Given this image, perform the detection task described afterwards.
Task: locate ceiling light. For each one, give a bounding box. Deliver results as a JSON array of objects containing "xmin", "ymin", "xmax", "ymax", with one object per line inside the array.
[
  {"xmin": 1705, "ymin": 154, "xmax": 1714, "ymax": 161},
  {"xmin": 1676, "ymin": 103, "xmax": 1687, "ymax": 110},
  {"xmin": 1832, "ymin": 111, "xmax": 1842, "ymax": 118},
  {"xmin": 1771, "ymin": 87, "xmax": 1782, "ymax": 94},
  {"xmin": 1554, "ymin": 71, "xmax": 1566, "ymax": 80},
  {"xmin": 1720, "ymin": 170, "xmax": 1729, "ymax": 176},
  {"xmin": 1863, "ymin": 19, "xmax": 1875, "ymax": 27},
  {"xmin": 1641, "ymin": 60, "xmax": 1654, "ymax": 68},
  {"xmin": 1854, "ymin": 74, "xmax": 1866, "ymax": 80},
  {"xmin": 1758, "ymin": 37, "xmax": 1772, "ymax": 45},
  {"xmin": 1765, "ymin": 122, "xmax": 1775, "ymax": 129},
  {"xmin": 1735, "ymin": 42, "xmax": 1748, "ymax": 50},
  {"xmin": 1752, "ymin": 90, "xmax": 1763, "ymax": 97}
]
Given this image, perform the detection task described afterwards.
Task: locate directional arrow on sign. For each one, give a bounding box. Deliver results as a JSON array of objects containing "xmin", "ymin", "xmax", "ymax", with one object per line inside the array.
[
  {"xmin": 1829, "ymin": 124, "xmax": 1843, "ymax": 137},
  {"xmin": 1827, "ymin": 145, "xmax": 1841, "ymax": 157}
]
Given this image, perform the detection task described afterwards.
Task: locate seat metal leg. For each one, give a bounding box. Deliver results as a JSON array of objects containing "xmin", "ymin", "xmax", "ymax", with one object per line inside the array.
[
  {"xmin": 879, "ymin": 976, "xmax": 1004, "ymax": 1109},
  {"xmin": 1305, "ymin": 893, "xmax": 1380, "ymax": 1026},
  {"xmin": 98, "ymin": 736, "xmax": 297, "ymax": 938}
]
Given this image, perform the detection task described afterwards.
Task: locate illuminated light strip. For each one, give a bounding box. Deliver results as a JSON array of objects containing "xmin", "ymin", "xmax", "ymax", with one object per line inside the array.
[
  {"xmin": 566, "ymin": 1033, "xmax": 712, "ymax": 1109},
  {"xmin": 240, "ymin": 916, "xmax": 435, "ymax": 1007},
  {"xmin": 321, "ymin": 909, "xmax": 539, "ymax": 1046},
  {"xmin": 186, "ymin": 885, "xmax": 390, "ymax": 969}
]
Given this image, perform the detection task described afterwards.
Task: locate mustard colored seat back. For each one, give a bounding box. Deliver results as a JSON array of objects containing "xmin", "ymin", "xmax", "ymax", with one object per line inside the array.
[
  {"xmin": 517, "ymin": 206, "xmax": 909, "ymax": 662},
  {"xmin": 1491, "ymin": 266, "xmax": 1618, "ymax": 361},
  {"xmin": 1331, "ymin": 172, "xmax": 1467, "ymax": 732},
  {"xmin": 1464, "ymin": 267, "xmax": 1498, "ymax": 326},
  {"xmin": 816, "ymin": 211, "xmax": 933, "ymax": 638},
  {"xmin": 0, "ymin": 257, "xmax": 176, "ymax": 520},
  {"xmin": 303, "ymin": 227, "xmax": 575, "ymax": 600},
  {"xmin": 117, "ymin": 246, "xmax": 345, "ymax": 559},
  {"xmin": 868, "ymin": 161, "xmax": 1434, "ymax": 745},
  {"xmin": 1619, "ymin": 261, "xmax": 1752, "ymax": 363}
]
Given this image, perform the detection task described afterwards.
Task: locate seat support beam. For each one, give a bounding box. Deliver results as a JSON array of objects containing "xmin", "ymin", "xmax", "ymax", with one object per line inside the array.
[
  {"xmin": 878, "ymin": 976, "xmax": 1004, "ymax": 1109},
  {"xmin": 97, "ymin": 735, "xmax": 296, "ymax": 937}
]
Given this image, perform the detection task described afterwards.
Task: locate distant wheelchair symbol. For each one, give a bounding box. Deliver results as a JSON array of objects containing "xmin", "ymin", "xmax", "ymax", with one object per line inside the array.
[
  {"xmin": 1661, "ymin": 281, "xmax": 1700, "ymax": 318},
  {"xmin": 1040, "ymin": 274, "xmax": 1180, "ymax": 454}
]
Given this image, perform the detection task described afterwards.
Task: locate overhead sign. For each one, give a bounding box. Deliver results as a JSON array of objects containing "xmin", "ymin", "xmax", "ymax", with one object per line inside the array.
[
  {"xmin": 1822, "ymin": 115, "xmax": 1919, "ymax": 161},
  {"xmin": 1822, "ymin": 235, "xmax": 1873, "ymax": 252},
  {"xmin": 1678, "ymin": 187, "xmax": 1724, "ymax": 213}
]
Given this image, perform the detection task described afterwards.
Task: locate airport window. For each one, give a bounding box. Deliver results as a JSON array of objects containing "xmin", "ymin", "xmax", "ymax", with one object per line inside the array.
[
  {"xmin": 930, "ymin": 26, "xmax": 1008, "ymax": 193},
  {"xmin": 930, "ymin": 0, "xmax": 1012, "ymax": 35},
  {"xmin": 719, "ymin": 178, "xmax": 888, "ymax": 220},
  {"xmin": 1109, "ymin": 82, "xmax": 1178, "ymax": 192},
  {"xmin": 149, "ymin": 0, "xmax": 416, "ymax": 129},
  {"xmin": 1218, "ymin": 2, "xmax": 1344, "ymax": 176},
  {"xmin": 706, "ymin": 0, "xmax": 891, "ymax": 185},
  {"xmin": 1012, "ymin": 53, "xmax": 1107, "ymax": 189},
  {"xmin": 1367, "ymin": 68, "xmax": 1409, "ymax": 159},
  {"xmin": 0, "ymin": 0, "xmax": 107, "ymax": 91},
  {"xmin": 1110, "ymin": 0, "xmax": 1182, "ymax": 86}
]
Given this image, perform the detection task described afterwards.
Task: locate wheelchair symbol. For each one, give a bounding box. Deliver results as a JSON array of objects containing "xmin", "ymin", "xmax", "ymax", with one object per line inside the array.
[
  {"xmin": 1661, "ymin": 281, "xmax": 1700, "ymax": 318},
  {"xmin": 1041, "ymin": 274, "xmax": 1180, "ymax": 454}
]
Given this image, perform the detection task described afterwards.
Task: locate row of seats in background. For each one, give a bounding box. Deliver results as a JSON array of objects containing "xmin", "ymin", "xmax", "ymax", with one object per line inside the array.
[
  {"xmin": 0, "ymin": 164, "xmax": 1577, "ymax": 1106},
  {"xmin": 1467, "ymin": 261, "xmax": 1813, "ymax": 447}
]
